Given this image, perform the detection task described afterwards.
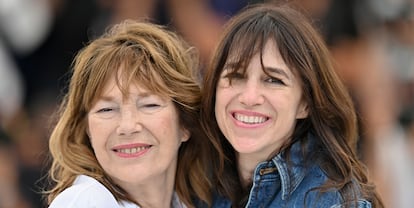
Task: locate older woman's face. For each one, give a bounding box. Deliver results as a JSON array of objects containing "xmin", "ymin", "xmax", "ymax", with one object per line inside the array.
[
  {"xmin": 215, "ymin": 40, "xmax": 308, "ymax": 161},
  {"xmin": 87, "ymin": 71, "xmax": 189, "ymax": 190}
]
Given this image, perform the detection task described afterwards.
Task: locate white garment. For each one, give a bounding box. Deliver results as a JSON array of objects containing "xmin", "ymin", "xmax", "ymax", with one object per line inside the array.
[
  {"xmin": 48, "ymin": 175, "xmax": 138, "ymax": 208},
  {"xmin": 49, "ymin": 175, "xmax": 187, "ymax": 208}
]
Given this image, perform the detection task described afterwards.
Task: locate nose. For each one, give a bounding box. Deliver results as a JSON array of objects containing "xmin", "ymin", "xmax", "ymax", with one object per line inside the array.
[
  {"xmin": 238, "ymin": 80, "xmax": 265, "ymax": 107},
  {"xmin": 116, "ymin": 108, "xmax": 141, "ymax": 136}
]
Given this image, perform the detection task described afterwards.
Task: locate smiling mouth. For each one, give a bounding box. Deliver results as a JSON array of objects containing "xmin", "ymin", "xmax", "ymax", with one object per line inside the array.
[
  {"xmin": 114, "ymin": 146, "xmax": 152, "ymax": 154},
  {"xmin": 233, "ymin": 113, "xmax": 268, "ymax": 124}
]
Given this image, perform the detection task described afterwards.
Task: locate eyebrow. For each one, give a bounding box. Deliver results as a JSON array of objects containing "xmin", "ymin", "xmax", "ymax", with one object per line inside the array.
[
  {"xmin": 264, "ymin": 66, "xmax": 292, "ymax": 80},
  {"xmin": 223, "ymin": 62, "xmax": 292, "ymax": 81},
  {"xmin": 97, "ymin": 91, "xmax": 154, "ymax": 101}
]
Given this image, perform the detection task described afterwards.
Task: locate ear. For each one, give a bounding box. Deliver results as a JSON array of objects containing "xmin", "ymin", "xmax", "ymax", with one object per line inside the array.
[
  {"xmin": 296, "ymin": 100, "xmax": 309, "ymax": 119},
  {"xmin": 180, "ymin": 128, "xmax": 190, "ymax": 142}
]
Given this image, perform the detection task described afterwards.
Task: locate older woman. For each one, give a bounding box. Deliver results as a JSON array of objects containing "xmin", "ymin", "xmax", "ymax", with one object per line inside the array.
[{"xmin": 46, "ymin": 20, "xmax": 211, "ymax": 208}]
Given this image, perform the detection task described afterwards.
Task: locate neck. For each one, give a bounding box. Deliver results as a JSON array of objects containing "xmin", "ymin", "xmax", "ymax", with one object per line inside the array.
[
  {"xmin": 237, "ymin": 153, "xmax": 268, "ymax": 188},
  {"xmin": 121, "ymin": 167, "xmax": 177, "ymax": 208},
  {"xmin": 136, "ymin": 190, "xmax": 175, "ymax": 208}
]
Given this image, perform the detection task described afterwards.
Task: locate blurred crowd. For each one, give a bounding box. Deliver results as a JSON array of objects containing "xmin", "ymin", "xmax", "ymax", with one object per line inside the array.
[{"xmin": 0, "ymin": 0, "xmax": 413, "ymax": 207}]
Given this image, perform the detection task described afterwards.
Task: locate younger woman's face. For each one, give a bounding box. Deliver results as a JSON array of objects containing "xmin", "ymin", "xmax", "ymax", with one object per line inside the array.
[{"xmin": 215, "ymin": 40, "xmax": 308, "ymax": 161}]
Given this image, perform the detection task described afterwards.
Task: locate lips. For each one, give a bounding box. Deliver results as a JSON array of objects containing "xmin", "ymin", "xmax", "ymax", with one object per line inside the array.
[
  {"xmin": 115, "ymin": 146, "xmax": 151, "ymax": 154},
  {"xmin": 111, "ymin": 143, "xmax": 152, "ymax": 157},
  {"xmin": 233, "ymin": 112, "xmax": 268, "ymax": 124}
]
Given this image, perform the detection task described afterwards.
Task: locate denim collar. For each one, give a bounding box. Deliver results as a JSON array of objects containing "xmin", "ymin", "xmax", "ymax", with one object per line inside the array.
[{"xmin": 253, "ymin": 137, "xmax": 310, "ymax": 200}]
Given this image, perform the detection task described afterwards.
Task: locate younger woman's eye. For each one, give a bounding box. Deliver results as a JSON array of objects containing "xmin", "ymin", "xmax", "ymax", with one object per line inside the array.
[
  {"xmin": 221, "ymin": 72, "xmax": 245, "ymax": 87},
  {"xmin": 265, "ymin": 77, "xmax": 285, "ymax": 85},
  {"xmin": 224, "ymin": 72, "xmax": 244, "ymax": 79}
]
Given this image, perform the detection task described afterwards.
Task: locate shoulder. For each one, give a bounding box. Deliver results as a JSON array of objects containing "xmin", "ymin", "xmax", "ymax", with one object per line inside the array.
[
  {"xmin": 48, "ymin": 175, "xmax": 120, "ymax": 208},
  {"xmin": 296, "ymin": 166, "xmax": 372, "ymax": 208}
]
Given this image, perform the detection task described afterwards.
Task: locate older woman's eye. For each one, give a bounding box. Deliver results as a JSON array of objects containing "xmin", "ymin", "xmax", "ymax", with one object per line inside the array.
[
  {"xmin": 143, "ymin": 103, "xmax": 161, "ymax": 108},
  {"xmin": 93, "ymin": 107, "xmax": 118, "ymax": 119},
  {"xmin": 97, "ymin": 108, "xmax": 113, "ymax": 113},
  {"xmin": 138, "ymin": 102, "xmax": 165, "ymax": 114},
  {"xmin": 136, "ymin": 94, "xmax": 168, "ymax": 114}
]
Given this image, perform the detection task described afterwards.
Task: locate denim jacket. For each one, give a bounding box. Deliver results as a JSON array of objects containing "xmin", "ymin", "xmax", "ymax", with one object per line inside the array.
[{"xmin": 211, "ymin": 137, "xmax": 372, "ymax": 208}]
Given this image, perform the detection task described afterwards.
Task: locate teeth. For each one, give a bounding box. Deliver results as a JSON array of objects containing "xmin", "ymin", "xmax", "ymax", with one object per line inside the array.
[
  {"xmin": 118, "ymin": 146, "xmax": 148, "ymax": 154},
  {"xmin": 234, "ymin": 113, "xmax": 267, "ymax": 124}
]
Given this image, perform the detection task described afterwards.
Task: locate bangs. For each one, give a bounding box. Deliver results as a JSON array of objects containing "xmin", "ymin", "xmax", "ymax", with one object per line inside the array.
[
  {"xmin": 115, "ymin": 47, "xmax": 171, "ymax": 100},
  {"xmin": 83, "ymin": 42, "xmax": 170, "ymax": 110},
  {"xmin": 224, "ymin": 13, "xmax": 279, "ymax": 76}
]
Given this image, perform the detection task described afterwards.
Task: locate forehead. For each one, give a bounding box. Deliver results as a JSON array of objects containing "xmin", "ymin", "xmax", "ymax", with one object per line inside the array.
[
  {"xmin": 226, "ymin": 39, "xmax": 290, "ymax": 72},
  {"xmin": 261, "ymin": 40, "xmax": 286, "ymax": 65},
  {"xmin": 92, "ymin": 68, "xmax": 168, "ymax": 104}
]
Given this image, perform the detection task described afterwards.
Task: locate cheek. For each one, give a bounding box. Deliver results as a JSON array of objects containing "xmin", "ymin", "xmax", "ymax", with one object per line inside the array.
[
  {"xmin": 87, "ymin": 117, "xmax": 109, "ymax": 147},
  {"xmin": 155, "ymin": 112, "xmax": 184, "ymax": 142},
  {"xmin": 270, "ymin": 95, "xmax": 300, "ymax": 119},
  {"xmin": 157, "ymin": 119, "xmax": 169, "ymax": 135},
  {"xmin": 215, "ymin": 88, "xmax": 229, "ymax": 110},
  {"xmin": 87, "ymin": 117, "xmax": 99, "ymax": 137},
  {"xmin": 215, "ymin": 88, "xmax": 234, "ymax": 121},
  {"xmin": 284, "ymin": 101, "xmax": 306, "ymax": 121},
  {"xmin": 214, "ymin": 98, "xmax": 224, "ymax": 120}
]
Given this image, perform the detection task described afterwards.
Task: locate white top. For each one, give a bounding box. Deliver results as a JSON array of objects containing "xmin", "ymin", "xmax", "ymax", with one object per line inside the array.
[
  {"xmin": 48, "ymin": 175, "xmax": 138, "ymax": 208},
  {"xmin": 48, "ymin": 175, "xmax": 187, "ymax": 208}
]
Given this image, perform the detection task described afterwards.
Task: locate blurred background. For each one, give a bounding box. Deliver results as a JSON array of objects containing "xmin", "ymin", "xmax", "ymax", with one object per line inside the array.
[{"xmin": 0, "ymin": 0, "xmax": 413, "ymax": 207}]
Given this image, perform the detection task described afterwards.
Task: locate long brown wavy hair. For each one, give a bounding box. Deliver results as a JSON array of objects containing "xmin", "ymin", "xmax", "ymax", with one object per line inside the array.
[
  {"xmin": 200, "ymin": 3, "xmax": 383, "ymax": 208},
  {"xmin": 45, "ymin": 20, "xmax": 212, "ymax": 207}
]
